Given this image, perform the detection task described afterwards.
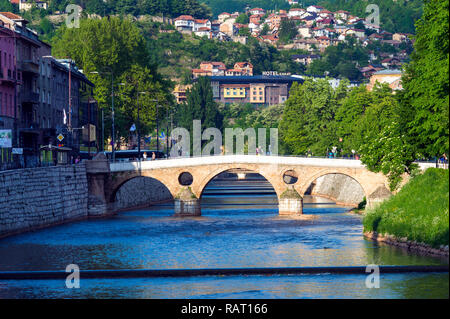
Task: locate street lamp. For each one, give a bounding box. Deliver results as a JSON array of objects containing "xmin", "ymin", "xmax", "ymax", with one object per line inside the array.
[
  {"xmin": 136, "ymin": 92, "xmax": 147, "ymax": 161},
  {"xmin": 90, "ymin": 67, "xmax": 115, "ymax": 162}
]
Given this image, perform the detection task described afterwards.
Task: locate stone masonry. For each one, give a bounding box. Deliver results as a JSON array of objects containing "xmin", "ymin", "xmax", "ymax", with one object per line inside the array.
[{"xmin": 0, "ymin": 164, "xmax": 89, "ymax": 238}]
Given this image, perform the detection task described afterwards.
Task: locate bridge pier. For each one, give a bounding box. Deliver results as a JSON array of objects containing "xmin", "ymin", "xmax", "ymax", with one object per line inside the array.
[
  {"xmin": 366, "ymin": 185, "xmax": 392, "ymax": 209},
  {"xmin": 174, "ymin": 187, "xmax": 201, "ymax": 216},
  {"xmin": 86, "ymin": 154, "xmax": 112, "ymax": 217},
  {"xmin": 278, "ymin": 187, "xmax": 303, "ymax": 215}
]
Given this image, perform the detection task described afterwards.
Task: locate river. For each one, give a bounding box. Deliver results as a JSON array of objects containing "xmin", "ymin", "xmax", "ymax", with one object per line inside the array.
[{"xmin": 0, "ymin": 178, "xmax": 447, "ymax": 298}]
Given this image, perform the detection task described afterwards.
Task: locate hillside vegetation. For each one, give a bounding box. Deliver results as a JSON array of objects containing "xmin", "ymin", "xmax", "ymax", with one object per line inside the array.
[{"xmin": 363, "ymin": 168, "xmax": 449, "ymax": 248}]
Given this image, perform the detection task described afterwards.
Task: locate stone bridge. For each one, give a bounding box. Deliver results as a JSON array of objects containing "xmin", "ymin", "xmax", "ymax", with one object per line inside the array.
[{"xmin": 86, "ymin": 155, "xmax": 402, "ymax": 217}]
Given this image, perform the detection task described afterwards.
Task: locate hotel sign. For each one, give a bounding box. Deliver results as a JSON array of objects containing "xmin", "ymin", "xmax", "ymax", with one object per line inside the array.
[{"xmin": 262, "ymin": 71, "xmax": 292, "ymax": 76}]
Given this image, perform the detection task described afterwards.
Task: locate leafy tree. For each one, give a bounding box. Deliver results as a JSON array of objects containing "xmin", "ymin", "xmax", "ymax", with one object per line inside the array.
[
  {"xmin": 402, "ymin": 0, "xmax": 449, "ymax": 158},
  {"xmin": 238, "ymin": 27, "xmax": 251, "ymax": 36},
  {"xmin": 279, "ymin": 79, "xmax": 349, "ymax": 156},
  {"xmin": 259, "ymin": 23, "xmax": 270, "ymax": 36},
  {"xmin": 235, "ymin": 13, "xmax": 249, "ymax": 24},
  {"xmin": 278, "ymin": 20, "xmax": 298, "ymax": 44},
  {"xmin": 52, "ymin": 17, "xmax": 171, "ymax": 146},
  {"xmin": 0, "ymin": 0, "xmax": 15, "ymax": 12},
  {"xmin": 176, "ymin": 77, "xmax": 223, "ymax": 143},
  {"xmin": 355, "ymin": 84, "xmax": 417, "ymax": 190}
]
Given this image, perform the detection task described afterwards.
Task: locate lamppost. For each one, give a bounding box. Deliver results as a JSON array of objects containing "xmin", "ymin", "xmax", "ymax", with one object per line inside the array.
[
  {"xmin": 136, "ymin": 91, "xmax": 147, "ymax": 161},
  {"xmin": 90, "ymin": 67, "xmax": 115, "ymax": 161}
]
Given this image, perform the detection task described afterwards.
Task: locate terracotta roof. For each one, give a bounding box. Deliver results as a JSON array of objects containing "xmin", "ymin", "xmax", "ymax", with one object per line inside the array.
[
  {"xmin": 195, "ymin": 19, "xmax": 209, "ymax": 24},
  {"xmin": 174, "ymin": 15, "xmax": 194, "ymax": 21},
  {"xmin": 0, "ymin": 12, "xmax": 23, "ymax": 20},
  {"xmin": 235, "ymin": 62, "xmax": 253, "ymax": 68},
  {"xmin": 192, "ymin": 69, "xmax": 208, "ymax": 73}
]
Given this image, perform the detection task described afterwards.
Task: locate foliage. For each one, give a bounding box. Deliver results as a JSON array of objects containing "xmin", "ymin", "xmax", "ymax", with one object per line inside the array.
[
  {"xmin": 314, "ymin": 0, "xmax": 423, "ymax": 34},
  {"xmin": 175, "ymin": 77, "xmax": 223, "ymax": 137},
  {"xmin": 279, "ymin": 78, "xmax": 350, "ymax": 156},
  {"xmin": 278, "ymin": 20, "xmax": 298, "ymax": 44},
  {"xmin": 0, "ymin": 0, "xmax": 15, "ymax": 12},
  {"xmin": 401, "ymin": 0, "xmax": 449, "ymax": 159},
  {"xmin": 51, "ymin": 17, "xmax": 173, "ymax": 146},
  {"xmin": 199, "ymin": 0, "xmax": 289, "ymax": 16},
  {"xmin": 235, "ymin": 13, "xmax": 249, "ymax": 24},
  {"xmin": 114, "ymin": 65, "xmax": 169, "ymax": 142},
  {"xmin": 363, "ymin": 168, "xmax": 449, "ymax": 248},
  {"xmin": 145, "ymin": 31, "xmax": 306, "ymax": 80},
  {"xmin": 307, "ymin": 39, "xmax": 367, "ymax": 80},
  {"xmin": 46, "ymin": 0, "xmax": 212, "ymax": 18}
]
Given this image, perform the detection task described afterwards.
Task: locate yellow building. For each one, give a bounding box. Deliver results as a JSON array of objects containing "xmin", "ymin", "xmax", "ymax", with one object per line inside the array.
[
  {"xmin": 223, "ymin": 85, "xmax": 247, "ymax": 98},
  {"xmin": 250, "ymin": 84, "xmax": 265, "ymax": 103}
]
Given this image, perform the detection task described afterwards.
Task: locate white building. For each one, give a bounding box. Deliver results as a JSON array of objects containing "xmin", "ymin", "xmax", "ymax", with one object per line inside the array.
[
  {"xmin": 306, "ymin": 5, "xmax": 324, "ymax": 13},
  {"xmin": 19, "ymin": 0, "xmax": 48, "ymax": 11}
]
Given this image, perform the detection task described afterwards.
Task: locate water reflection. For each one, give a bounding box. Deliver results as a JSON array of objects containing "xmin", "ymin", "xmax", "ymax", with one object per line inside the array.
[{"xmin": 0, "ymin": 178, "xmax": 447, "ymax": 298}]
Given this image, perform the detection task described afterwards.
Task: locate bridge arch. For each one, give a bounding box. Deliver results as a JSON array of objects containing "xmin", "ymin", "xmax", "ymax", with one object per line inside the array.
[
  {"xmin": 196, "ymin": 164, "xmax": 283, "ymax": 199},
  {"xmin": 109, "ymin": 175, "xmax": 174, "ymax": 208},
  {"xmin": 298, "ymin": 169, "xmax": 370, "ymax": 201}
]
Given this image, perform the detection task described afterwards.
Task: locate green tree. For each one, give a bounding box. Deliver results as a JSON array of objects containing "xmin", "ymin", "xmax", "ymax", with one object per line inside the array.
[
  {"xmin": 235, "ymin": 13, "xmax": 249, "ymax": 24},
  {"xmin": 52, "ymin": 17, "xmax": 171, "ymax": 146},
  {"xmin": 278, "ymin": 20, "xmax": 298, "ymax": 44},
  {"xmin": 259, "ymin": 23, "xmax": 270, "ymax": 36},
  {"xmin": 402, "ymin": 0, "xmax": 449, "ymax": 158},
  {"xmin": 279, "ymin": 79, "xmax": 349, "ymax": 156},
  {"xmin": 176, "ymin": 77, "xmax": 223, "ymax": 141}
]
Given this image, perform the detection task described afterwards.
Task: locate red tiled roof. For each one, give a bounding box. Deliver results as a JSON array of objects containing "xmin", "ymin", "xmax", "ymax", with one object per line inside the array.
[
  {"xmin": 0, "ymin": 12, "xmax": 23, "ymax": 20},
  {"xmin": 235, "ymin": 62, "xmax": 253, "ymax": 68},
  {"xmin": 174, "ymin": 15, "xmax": 194, "ymax": 21}
]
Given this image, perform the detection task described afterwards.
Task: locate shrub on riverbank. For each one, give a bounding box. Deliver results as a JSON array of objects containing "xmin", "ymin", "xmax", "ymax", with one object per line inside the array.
[{"xmin": 363, "ymin": 168, "xmax": 449, "ymax": 248}]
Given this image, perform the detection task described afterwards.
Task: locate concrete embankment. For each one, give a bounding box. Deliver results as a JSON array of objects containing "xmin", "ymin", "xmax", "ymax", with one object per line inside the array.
[{"xmin": 364, "ymin": 231, "xmax": 449, "ymax": 258}]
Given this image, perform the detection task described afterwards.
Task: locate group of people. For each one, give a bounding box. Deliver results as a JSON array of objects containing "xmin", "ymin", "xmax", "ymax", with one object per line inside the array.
[{"xmin": 142, "ymin": 152, "xmax": 156, "ymax": 161}]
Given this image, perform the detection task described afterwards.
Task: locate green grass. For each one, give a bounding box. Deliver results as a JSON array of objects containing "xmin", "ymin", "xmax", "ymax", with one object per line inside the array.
[{"xmin": 363, "ymin": 168, "xmax": 449, "ymax": 248}]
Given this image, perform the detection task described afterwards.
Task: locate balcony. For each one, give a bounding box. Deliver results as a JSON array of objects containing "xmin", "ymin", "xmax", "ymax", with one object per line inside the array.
[
  {"xmin": 0, "ymin": 68, "xmax": 16, "ymax": 85},
  {"xmin": 21, "ymin": 60, "xmax": 39, "ymax": 74},
  {"xmin": 20, "ymin": 92, "xmax": 40, "ymax": 104}
]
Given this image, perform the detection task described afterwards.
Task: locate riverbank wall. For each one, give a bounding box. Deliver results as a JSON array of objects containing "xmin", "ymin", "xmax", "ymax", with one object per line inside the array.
[
  {"xmin": 0, "ymin": 164, "xmax": 89, "ymax": 239},
  {"xmin": 0, "ymin": 165, "xmax": 173, "ymax": 239},
  {"xmin": 364, "ymin": 231, "xmax": 449, "ymax": 257}
]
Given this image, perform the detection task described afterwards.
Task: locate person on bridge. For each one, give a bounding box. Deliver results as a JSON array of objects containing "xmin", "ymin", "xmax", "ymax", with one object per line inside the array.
[{"xmin": 152, "ymin": 152, "xmax": 156, "ymax": 161}]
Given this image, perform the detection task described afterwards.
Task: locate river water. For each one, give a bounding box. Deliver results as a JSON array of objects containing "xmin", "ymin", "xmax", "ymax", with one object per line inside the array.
[{"xmin": 0, "ymin": 178, "xmax": 448, "ymax": 298}]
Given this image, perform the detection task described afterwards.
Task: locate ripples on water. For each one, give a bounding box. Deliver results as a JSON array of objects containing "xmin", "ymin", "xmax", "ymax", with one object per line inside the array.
[{"xmin": 0, "ymin": 179, "xmax": 447, "ymax": 298}]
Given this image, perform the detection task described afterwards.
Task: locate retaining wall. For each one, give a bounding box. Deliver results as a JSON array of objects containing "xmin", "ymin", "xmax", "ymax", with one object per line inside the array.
[{"xmin": 0, "ymin": 164, "xmax": 89, "ymax": 238}]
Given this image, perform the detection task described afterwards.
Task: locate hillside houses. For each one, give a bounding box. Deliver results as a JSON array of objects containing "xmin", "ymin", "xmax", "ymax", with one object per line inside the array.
[
  {"xmin": 173, "ymin": 4, "xmax": 409, "ymax": 55},
  {"xmin": 171, "ymin": 3, "xmax": 412, "ymax": 86},
  {"xmin": 192, "ymin": 62, "xmax": 254, "ymax": 79}
]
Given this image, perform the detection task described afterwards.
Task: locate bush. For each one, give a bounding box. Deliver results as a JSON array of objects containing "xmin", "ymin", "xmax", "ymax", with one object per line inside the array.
[{"xmin": 363, "ymin": 168, "xmax": 449, "ymax": 248}]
